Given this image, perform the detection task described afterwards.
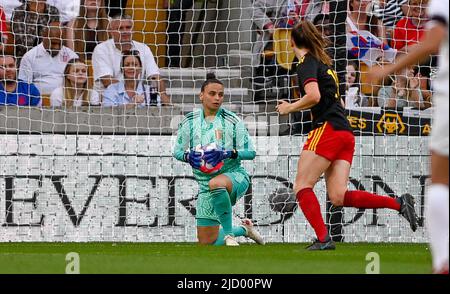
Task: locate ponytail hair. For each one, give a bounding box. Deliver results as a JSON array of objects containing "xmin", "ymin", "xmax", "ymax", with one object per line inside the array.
[
  {"xmin": 291, "ymin": 20, "xmax": 332, "ymax": 67},
  {"xmin": 201, "ymin": 72, "xmax": 224, "ymax": 92}
]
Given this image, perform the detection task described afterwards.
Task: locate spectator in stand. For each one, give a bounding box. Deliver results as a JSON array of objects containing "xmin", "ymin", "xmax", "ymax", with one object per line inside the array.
[
  {"xmin": 1, "ymin": 0, "xmax": 22, "ymax": 21},
  {"xmin": 92, "ymin": 14, "xmax": 170, "ymax": 104},
  {"xmin": 18, "ymin": 22, "xmax": 79, "ymax": 96},
  {"xmin": 391, "ymin": 0, "xmax": 429, "ymax": 53},
  {"xmin": 11, "ymin": 0, "xmax": 60, "ymax": 59},
  {"xmin": 0, "ymin": 5, "xmax": 8, "ymax": 53},
  {"xmin": 415, "ymin": 64, "xmax": 432, "ymax": 107},
  {"xmin": 388, "ymin": 0, "xmax": 429, "ymax": 103},
  {"xmin": 312, "ymin": 13, "xmax": 333, "ymax": 40},
  {"xmin": 50, "ymin": 58, "xmax": 100, "ymax": 107},
  {"xmin": 65, "ymin": 0, "xmax": 109, "ymax": 60},
  {"xmin": 165, "ymin": 0, "xmax": 194, "ymax": 67},
  {"xmin": 377, "ymin": 65, "xmax": 432, "ymax": 109},
  {"xmin": 46, "ymin": 0, "xmax": 80, "ymax": 25},
  {"xmin": 5, "ymin": 1, "xmax": 78, "ymax": 25},
  {"xmin": 0, "ymin": 55, "xmax": 41, "ymax": 106},
  {"xmin": 374, "ymin": 0, "xmax": 408, "ymax": 39},
  {"xmin": 347, "ymin": 0, "xmax": 387, "ymax": 45},
  {"xmin": 345, "ymin": 60, "xmax": 369, "ymax": 107},
  {"xmin": 105, "ymin": 0, "xmax": 128, "ymax": 18},
  {"xmin": 347, "ymin": 0, "xmax": 390, "ymax": 106},
  {"xmin": 251, "ymin": 0, "xmax": 322, "ymax": 88},
  {"xmin": 102, "ymin": 50, "xmax": 151, "ymax": 107}
]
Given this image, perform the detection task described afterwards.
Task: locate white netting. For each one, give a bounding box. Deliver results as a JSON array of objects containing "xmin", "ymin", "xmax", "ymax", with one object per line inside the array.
[{"xmin": 0, "ymin": 0, "xmax": 438, "ymax": 243}]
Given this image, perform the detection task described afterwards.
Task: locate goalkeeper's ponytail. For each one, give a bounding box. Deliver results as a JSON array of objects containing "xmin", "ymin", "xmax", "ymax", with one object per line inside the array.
[{"xmin": 201, "ymin": 72, "xmax": 224, "ymax": 92}]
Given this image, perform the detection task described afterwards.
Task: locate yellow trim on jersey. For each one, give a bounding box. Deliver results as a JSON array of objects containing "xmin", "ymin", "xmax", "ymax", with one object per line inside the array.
[
  {"xmin": 308, "ymin": 122, "xmax": 327, "ymax": 151},
  {"xmin": 308, "ymin": 128, "xmax": 321, "ymax": 151},
  {"xmin": 298, "ymin": 55, "xmax": 306, "ymax": 65},
  {"xmin": 307, "ymin": 128, "xmax": 316, "ymax": 140}
]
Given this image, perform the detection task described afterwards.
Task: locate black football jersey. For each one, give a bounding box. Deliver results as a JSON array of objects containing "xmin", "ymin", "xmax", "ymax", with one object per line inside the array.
[{"xmin": 296, "ymin": 54, "xmax": 352, "ymax": 132}]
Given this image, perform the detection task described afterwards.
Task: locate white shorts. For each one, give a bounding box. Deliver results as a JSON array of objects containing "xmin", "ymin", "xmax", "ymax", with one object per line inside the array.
[{"xmin": 430, "ymin": 94, "xmax": 449, "ymax": 156}]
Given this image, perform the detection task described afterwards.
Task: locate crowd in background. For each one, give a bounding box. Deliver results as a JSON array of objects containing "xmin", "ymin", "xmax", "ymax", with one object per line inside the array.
[
  {"xmin": 253, "ymin": 0, "xmax": 434, "ymax": 109},
  {"xmin": 0, "ymin": 0, "xmax": 170, "ymax": 107},
  {"xmin": 0, "ymin": 0, "xmax": 438, "ymax": 110}
]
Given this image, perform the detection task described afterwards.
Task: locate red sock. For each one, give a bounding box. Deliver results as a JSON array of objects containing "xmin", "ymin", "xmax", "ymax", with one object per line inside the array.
[
  {"xmin": 344, "ymin": 190, "xmax": 401, "ymax": 211},
  {"xmin": 296, "ymin": 188, "xmax": 328, "ymax": 242}
]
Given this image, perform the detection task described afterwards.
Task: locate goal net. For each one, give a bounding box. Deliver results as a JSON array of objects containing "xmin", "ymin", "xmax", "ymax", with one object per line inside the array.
[{"xmin": 0, "ymin": 0, "xmax": 435, "ymax": 243}]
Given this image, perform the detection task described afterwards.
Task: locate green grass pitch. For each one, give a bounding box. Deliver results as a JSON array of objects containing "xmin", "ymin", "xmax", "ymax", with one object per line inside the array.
[{"xmin": 0, "ymin": 243, "xmax": 431, "ymax": 274}]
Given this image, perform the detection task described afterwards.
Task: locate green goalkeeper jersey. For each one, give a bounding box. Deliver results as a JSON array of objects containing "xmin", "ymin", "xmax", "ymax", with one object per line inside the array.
[{"xmin": 173, "ymin": 107, "xmax": 256, "ymax": 191}]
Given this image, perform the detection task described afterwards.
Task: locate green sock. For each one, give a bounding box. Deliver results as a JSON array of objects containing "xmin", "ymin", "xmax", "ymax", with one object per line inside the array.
[
  {"xmin": 213, "ymin": 226, "xmax": 247, "ymax": 246},
  {"xmin": 210, "ymin": 187, "xmax": 233, "ymax": 236}
]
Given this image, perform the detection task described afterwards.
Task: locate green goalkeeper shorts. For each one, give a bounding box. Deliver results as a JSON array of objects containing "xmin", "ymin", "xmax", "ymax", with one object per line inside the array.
[{"xmin": 196, "ymin": 170, "xmax": 250, "ymax": 226}]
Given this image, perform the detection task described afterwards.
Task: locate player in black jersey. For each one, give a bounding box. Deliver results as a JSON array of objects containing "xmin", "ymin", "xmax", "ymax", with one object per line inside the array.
[{"xmin": 276, "ymin": 21, "xmax": 418, "ymax": 250}]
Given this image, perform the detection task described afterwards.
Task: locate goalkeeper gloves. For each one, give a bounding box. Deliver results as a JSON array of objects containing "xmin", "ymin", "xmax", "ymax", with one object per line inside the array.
[
  {"xmin": 184, "ymin": 149, "xmax": 202, "ymax": 169},
  {"xmin": 204, "ymin": 147, "xmax": 237, "ymax": 167}
]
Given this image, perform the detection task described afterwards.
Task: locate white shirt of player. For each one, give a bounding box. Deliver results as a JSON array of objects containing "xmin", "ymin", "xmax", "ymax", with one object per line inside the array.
[
  {"xmin": 50, "ymin": 87, "xmax": 101, "ymax": 107},
  {"xmin": 92, "ymin": 38, "xmax": 160, "ymax": 93},
  {"xmin": 18, "ymin": 43, "xmax": 79, "ymax": 96},
  {"xmin": 427, "ymin": 0, "xmax": 449, "ymax": 97}
]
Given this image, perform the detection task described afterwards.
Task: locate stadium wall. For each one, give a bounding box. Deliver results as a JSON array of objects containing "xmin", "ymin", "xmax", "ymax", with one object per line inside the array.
[{"xmin": 0, "ymin": 130, "xmax": 429, "ymax": 243}]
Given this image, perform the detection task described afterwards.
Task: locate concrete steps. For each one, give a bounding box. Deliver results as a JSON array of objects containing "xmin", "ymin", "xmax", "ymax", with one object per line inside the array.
[
  {"xmin": 167, "ymin": 87, "xmax": 249, "ymax": 104},
  {"xmin": 161, "ymin": 67, "xmax": 253, "ymax": 103},
  {"xmin": 160, "ymin": 67, "xmax": 249, "ymax": 88}
]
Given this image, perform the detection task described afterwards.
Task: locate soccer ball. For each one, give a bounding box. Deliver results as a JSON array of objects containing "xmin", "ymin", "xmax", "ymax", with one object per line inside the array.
[
  {"xmin": 268, "ymin": 187, "xmax": 297, "ymax": 214},
  {"xmin": 195, "ymin": 143, "xmax": 224, "ymax": 174}
]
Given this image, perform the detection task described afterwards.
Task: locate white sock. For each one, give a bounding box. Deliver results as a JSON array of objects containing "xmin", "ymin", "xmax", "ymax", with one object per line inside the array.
[{"xmin": 425, "ymin": 184, "xmax": 449, "ymax": 272}]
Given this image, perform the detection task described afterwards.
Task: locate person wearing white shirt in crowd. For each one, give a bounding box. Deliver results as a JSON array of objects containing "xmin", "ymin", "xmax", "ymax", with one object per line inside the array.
[
  {"xmin": 18, "ymin": 21, "xmax": 78, "ymax": 96},
  {"xmin": 1, "ymin": 0, "xmax": 77, "ymax": 22},
  {"xmin": 1, "ymin": 0, "xmax": 22, "ymax": 21},
  {"xmin": 92, "ymin": 13, "xmax": 171, "ymax": 104},
  {"xmin": 50, "ymin": 58, "xmax": 100, "ymax": 107}
]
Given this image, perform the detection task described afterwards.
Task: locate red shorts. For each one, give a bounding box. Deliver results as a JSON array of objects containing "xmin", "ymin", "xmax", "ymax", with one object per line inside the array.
[{"xmin": 303, "ymin": 122, "xmax": 355, "ymax": 165}]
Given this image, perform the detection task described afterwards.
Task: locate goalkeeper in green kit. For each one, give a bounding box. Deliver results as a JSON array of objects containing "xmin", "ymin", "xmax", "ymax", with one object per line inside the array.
[{"xmin": 173, "ymin": 73, "xmax": 265, "ymax": 246}]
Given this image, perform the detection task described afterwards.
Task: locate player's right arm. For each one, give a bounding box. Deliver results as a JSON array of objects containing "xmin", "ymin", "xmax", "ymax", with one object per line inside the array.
[
  {"xmin": 368, "ymin": 0, "xmax": 448, "ymax": 81},
  {"xmin": 172, "ymin": 116, "xmax": 202, "ymax": 169},
  {"xmin": 173, "ymin": 117, "xmax": 190, "ymax": 162}
]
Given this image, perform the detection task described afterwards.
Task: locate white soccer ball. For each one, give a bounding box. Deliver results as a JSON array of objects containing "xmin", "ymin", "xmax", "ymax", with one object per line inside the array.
[{"xmin": 195, "ymin": 143, "xmax": 224, "ymax": 174}]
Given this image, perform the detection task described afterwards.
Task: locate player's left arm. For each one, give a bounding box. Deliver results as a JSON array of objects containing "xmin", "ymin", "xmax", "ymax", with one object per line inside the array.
[
  {"xmin": 233, "ymin": 119, "xmax": 256, "ymax": 161},
  {"xmin": 277, "ymin": 82, "xmax": 321, "ymax": 115}
]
